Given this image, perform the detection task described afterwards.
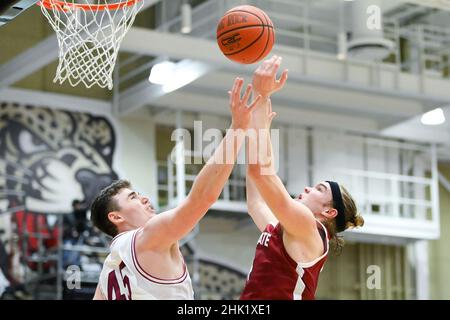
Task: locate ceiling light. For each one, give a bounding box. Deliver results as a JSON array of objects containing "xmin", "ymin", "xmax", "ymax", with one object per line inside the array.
[
  {"xmin": 421, "ymin": 108, "xmax": 446, "ymax": 125},
  {"xmin": 149, "ymin": 61, "xmax": 176, "ymax": 85}
]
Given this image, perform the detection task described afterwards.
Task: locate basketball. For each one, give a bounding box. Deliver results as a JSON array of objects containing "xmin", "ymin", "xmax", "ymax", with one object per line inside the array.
[{"xmin": 216, "ymin": 5, "xmax": 275, "ymax": 64}]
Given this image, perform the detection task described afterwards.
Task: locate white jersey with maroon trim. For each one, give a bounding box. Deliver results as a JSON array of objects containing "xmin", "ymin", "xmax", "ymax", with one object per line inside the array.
[{"xmin": 98, "ymin": 229, "xmax": 194, "ymax": 300}]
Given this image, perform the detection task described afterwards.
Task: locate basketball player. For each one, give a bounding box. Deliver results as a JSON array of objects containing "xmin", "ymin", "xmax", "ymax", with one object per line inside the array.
[
  {"xmin": 241, "ymin": 55, "xmax": 364, "ymax": 300},
  {"xmin": 91, "ymin": 78, "xmax": 261, "ymax": 299}
]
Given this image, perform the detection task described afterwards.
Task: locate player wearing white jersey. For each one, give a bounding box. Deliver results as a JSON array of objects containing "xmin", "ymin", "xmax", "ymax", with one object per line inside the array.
[
  {"xmin": 98, "ymin": 229, "xmax": 193, "ymax": 299},
  {"xmin": 91, "ymin": 78, "xmax": 261, "ymax": 300}
]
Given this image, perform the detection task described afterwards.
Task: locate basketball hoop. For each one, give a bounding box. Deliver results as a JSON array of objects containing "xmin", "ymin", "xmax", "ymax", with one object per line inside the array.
[{"xmin": 38, "ymin": 0, "xmax": 144, "ymax": 89}]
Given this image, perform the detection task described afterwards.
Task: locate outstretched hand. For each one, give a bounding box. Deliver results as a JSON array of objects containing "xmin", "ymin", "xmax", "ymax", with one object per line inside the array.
[
  {"xmin": 229, "ymin": 77, "xmax": 262, "ymax": 130},
  {"xmin": 252, "ymin": 55, "xmax": 288, "ymax": 98}
]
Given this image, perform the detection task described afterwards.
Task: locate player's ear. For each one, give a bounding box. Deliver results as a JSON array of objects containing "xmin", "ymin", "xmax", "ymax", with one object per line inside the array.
[
  {"xmin": 322, "ymin": 208, "xmax": 337, "ymax": 219},
  {"xmin": 108, "ymin": 211, "xmax": 124, "ymax": 225}
]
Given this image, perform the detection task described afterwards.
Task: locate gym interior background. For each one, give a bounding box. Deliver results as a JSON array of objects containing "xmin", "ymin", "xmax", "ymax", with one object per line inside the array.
[{"xmin": 0, "ymin": 0, "xmax": 449, "ymax": 300}]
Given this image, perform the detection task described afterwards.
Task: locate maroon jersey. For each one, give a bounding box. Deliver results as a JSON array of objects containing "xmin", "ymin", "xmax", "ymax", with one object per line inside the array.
[{"xmin": 240, "ymin": 222, "xmax": 329, "ymax": 300}]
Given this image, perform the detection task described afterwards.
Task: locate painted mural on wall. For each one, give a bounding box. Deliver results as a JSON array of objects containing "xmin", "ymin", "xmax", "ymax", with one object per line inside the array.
[
  {"xmin": 0, "ymin": 102, "xmax": 118, "ymax": 214},
  {"xmin": 0, "ymin": 102, "xmax": 118, "ymax": 271}
]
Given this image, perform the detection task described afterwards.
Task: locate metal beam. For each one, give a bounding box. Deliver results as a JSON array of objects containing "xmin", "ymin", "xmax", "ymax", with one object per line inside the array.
[
  {"xmin": 118, "ymin": 59, "xmax": 215, "ymax": 116},
  {"xmin": 122, "ymin": 28, "xmax": 450, "ymax": 107},
  {"xmin": 0, "ymin": 0, "xmax": 38, "ymax": 27},
  {"xmin": 0, "ymin": 87, "xmax": 112, "ymax": 116},
  {"xmin": 122, "ymin": 27, "xmax": 237, "ymax": 67},
  {"xmin": 183, "ymin": 80, "xmax": 417, "ymax": 121},
  {"xmin": 118, "ymin": 80, "xmax": 166, "ymax": 116},
  {"xmin": 148, "ymin": 90, "xmax": 379, "ymax": 132},
  {"xmin": 123, "ymin": 31, "xmax": 438, "ymax": 129},
  {"xmin": 0, "ymin": 35, "xmax": 58, "ymax": 88}
]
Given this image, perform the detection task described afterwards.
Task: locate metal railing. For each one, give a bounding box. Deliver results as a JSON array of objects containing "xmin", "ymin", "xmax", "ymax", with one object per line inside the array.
[
  {"xmin": 311, "ymin": 130, "xmax": 438, "ymax": 225},
  {"xmin": 157, "ymin": 151, "xmax": 246, "ymax": 210},
  {"xmin": 155, "ymin": 124, "xmax": 440, "ymax": 239}
]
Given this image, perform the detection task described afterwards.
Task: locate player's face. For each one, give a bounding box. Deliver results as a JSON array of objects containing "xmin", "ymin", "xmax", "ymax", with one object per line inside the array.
[
  {"xmin": 295, "ymin": 181, "xmax": 333, "ymax": 216},
  {"xmin": 113, "ymin": 188, "xmax": 156, "ymax": 228}
]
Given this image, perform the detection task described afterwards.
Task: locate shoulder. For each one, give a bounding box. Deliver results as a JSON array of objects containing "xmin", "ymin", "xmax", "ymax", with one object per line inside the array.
[
  {"xmin": 281, "ymin": 221, "xmax": 325, "ymax": 260},
  {"xmin": 278, "ymin": 214, "xmax": 319, "ymax": 241},
  {"xmin": 110, "ymin": 229, "xmax": 139, "ymax": 251}
]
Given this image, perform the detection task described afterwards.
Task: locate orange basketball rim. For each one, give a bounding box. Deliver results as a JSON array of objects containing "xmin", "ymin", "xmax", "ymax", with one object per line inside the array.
[{"xmin": 38, "ymin": 0, "xmax": 141, "ymax": 11}]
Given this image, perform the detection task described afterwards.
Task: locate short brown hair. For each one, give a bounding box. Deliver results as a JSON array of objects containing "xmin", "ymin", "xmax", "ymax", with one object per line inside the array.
[{"xmin": 90, "ymin": 179, "xmax": 131, "ymax": 237}]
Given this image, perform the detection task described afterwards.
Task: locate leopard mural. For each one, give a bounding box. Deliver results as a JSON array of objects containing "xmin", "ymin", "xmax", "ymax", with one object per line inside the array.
[{"xmin": 0, "ymin": 102, "xmax": 118, "ymax": 273}]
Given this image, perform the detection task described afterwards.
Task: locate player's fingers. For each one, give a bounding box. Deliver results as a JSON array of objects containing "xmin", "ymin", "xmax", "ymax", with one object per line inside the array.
[
  {"xmin": 260, "ymin": 59, "xmax": 269, "ymax": 70},
  {"xmin": 263, "ymin": 55, "xmax": 276, "ymax": 71},
  {"xmin": 255, "ymin": 61, "xmax": 265, "ymax": 74},
  {"xmin": 234, "ymin": 78, "xmax": 243, "ymax": 102},
  {"xmin": 247, "ymin": 94, "xmax": 262, "ymax": 111},
  {"xmin": 269, "ymin": 56, "xmax": 282, "ymax": 77},
  {"xmin": 242, "ymin": 84, "xmax": 253, "ymax": 105},
  {"xmin": 269, "ymin": 112, "xmax": 277, "ymax": 122},
  {"xmin": 276, "ymin": 69, "xmax": 289, "ymax": 90},
  {"xmin": 231, "ymin": 77, "xmax": 239, "ymax": 97}
]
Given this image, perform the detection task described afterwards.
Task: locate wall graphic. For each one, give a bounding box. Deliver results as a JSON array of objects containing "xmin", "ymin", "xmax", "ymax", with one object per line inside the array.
[
  {"xmin": 0, "ymin": 102, "xmax": 118, "ymax": 271},
  {"xmin": 0, "ymin": 103, "xmax": 118, "ymax": 214}
]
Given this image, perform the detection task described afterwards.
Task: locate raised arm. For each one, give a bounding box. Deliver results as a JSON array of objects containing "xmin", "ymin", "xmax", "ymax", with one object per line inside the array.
[
  {"xmin": 245, "ymin": 73, "xmax": 281, "ymax": 231},
  {"xmin": 137, "ymin": 78, "xmax": 261, "ymax": 250},
  {"xmin": 247, "ymin": 56, "xmax": 318, "ymax": 239},
  {"xmin": 245, "ymin": 55, "xmax": 286, "ymax": 232},
  {"xmin": 246, "ymin": 165, "xmax": 277, "ymax": 232},
  {"xmin": 248, "ymin": 147, "xmax": 317, "ymax": 239}
]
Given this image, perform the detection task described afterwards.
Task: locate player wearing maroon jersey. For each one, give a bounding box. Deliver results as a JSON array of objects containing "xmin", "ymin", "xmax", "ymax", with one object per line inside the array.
[{"xmin": 241, "ymin": 56, "xmax": 364, "ymax": 300}]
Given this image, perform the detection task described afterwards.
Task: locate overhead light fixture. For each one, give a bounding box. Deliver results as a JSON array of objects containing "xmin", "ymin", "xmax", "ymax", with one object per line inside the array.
[
  {"xmin": 181, "ymin": 2, "xmax": 192, "ymax": 34},
  {"xmin": 149, "ymin": 59, "xmax": 211, "ymax": 93},
  {"xmin": 162, "ymin": 60, "xmax": 210, "ymax": 93},
  {"xmin": 421, "ymin": 108, "xmax": 446, "ymax": 125},
  {"xmin": 149, "ymin": 61, "xmax": 176, "ymax": 85}
]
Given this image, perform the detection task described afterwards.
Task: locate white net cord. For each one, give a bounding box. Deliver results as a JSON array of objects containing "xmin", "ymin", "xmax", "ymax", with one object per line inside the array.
[{"xmin": 40, "ymin": 0, "xmax": 144, "ymax": 89}]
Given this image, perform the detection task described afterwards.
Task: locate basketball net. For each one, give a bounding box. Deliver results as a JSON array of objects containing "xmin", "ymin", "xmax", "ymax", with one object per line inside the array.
[{"xmin": 39, "ymin": 0, "xmax": 144, "ymax": 89}]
